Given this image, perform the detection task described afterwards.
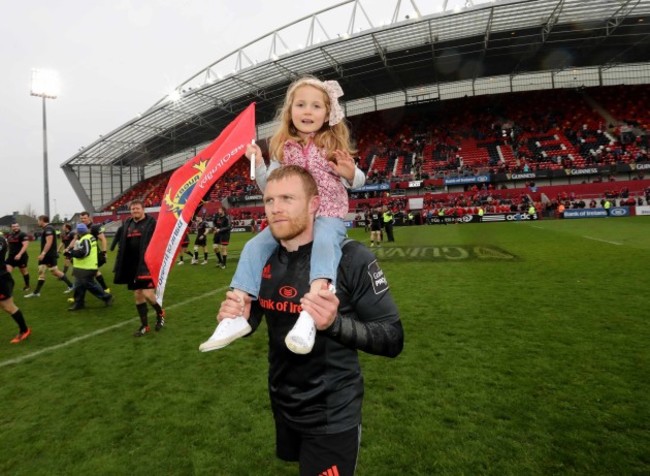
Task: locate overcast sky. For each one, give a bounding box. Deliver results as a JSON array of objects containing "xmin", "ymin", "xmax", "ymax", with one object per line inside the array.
[
  {"xmin": 0, "ymin": 0, "xmax": 361, "ymax": 219},
  {"xmin": 0, "ymin": 0, "xmax": 486, "ymax": 220}
]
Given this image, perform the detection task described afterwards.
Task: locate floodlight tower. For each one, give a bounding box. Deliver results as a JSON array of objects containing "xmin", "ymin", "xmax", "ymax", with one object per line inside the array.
[{"xmin": 30, "ymin": 69, "xmax": 60, "ymax": 218}]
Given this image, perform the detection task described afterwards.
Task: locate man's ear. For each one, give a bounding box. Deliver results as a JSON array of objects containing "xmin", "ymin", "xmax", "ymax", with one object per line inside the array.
[{"xmin": 309, "ymin": 195, "xmax": 321, "ymax": 215}]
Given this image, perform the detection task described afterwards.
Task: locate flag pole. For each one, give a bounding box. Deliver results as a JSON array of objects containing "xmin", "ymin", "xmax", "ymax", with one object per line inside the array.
[{"xmin": 250, "ymin": 139, "xmax": 256, "ymax": 180}]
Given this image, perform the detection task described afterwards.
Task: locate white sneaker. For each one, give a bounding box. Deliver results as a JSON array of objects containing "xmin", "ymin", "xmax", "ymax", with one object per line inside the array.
[
  {"xmin": 201, "ymin": 260, "xmax": 208, "ymax": 265},
  {"xmin": 285, "ymin": 311, "xmax": 317, "ymax": 354},
  {"xmin": 177, "ymin": 260, "xmax": 184, "ymax": 265},
  {"xmin": 285, "ymin": 284, "xmax": 334, "ymax": 355},
  {"xmin": 24, "ymin": 292, "xmax": 41, "ymax": 298},
  {"xmin": 63, "ymin": 287, "xmax": 74, "ymax": 294},
  {"xmin": 191, "ymin": 259, "xmax": 197, "ymax": 265},
  {"xmin": 198, "ymin": 316, "xmax": 252, "ymax": 352}
]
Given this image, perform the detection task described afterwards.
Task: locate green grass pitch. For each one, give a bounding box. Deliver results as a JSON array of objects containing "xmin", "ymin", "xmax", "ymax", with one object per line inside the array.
[{"xmin": 1, "ymin": 217, "xmax": 649, "ymax": 475}]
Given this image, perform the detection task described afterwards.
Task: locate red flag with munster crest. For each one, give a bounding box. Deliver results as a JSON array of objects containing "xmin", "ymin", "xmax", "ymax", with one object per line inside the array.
[{"xmin": 145, "ymin": 103, "xmax": 256, "ymax": 305}]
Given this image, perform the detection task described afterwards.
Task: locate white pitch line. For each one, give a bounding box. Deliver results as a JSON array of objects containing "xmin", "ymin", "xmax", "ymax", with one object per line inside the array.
[
  {"xmin": 0, "ymin": 286, "xmax": 228, "ymax": 369},
  {"xmin": 583, "ymin": 236, "xmax": 622, "ymax": 246}
]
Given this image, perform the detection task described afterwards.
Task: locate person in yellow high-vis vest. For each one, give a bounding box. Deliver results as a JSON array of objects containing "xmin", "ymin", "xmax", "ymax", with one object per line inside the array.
[
  {"xmin": 604, "ymin": 199, "xmax": 612, "ymax": 216},
  {"xmin": 67, "ymin": 223, "xmax": 113, "ymax": 311},
  {"xmin": 382, "ymin": 206, "xmax": 395, "ymax": 242}
]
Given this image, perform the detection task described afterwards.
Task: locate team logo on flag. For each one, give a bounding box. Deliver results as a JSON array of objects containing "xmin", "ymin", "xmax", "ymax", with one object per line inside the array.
[
  {"xmin": 145, "ymin": 102, "xmax": 256, "ymax": 306},
  {"xmin": 163, "ymin": 161, "xmax": 208, "ymax": 218}
]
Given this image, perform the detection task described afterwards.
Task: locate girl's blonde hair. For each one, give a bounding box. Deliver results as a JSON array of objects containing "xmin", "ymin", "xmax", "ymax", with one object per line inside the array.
[{"xmin": 269, "ymin": 75, "xmax": 355, "ymax": 163}]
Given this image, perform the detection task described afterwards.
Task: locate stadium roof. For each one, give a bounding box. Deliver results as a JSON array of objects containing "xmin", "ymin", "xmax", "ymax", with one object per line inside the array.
[{"xmin": 62, "ymin": 0, "xmax": 650, "ymax": 211}]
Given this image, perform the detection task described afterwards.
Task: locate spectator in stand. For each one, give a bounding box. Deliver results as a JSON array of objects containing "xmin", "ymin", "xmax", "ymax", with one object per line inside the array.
[
  {"xmin": 454, "ymin": 207, "xmax": 465, "ymax": 225},
  {"xmin": 259, "ymin": 216, "xmax": 268, "ymax": 232}
]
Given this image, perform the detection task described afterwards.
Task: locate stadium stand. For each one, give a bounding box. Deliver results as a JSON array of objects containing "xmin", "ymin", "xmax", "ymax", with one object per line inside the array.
[
  {"xmin": 101, "ymin": 84, "xmax": 649, "ymax": 222},
  {"xmin": 60, "ymin": 0, "xmax": 650, "ymax": 226}
]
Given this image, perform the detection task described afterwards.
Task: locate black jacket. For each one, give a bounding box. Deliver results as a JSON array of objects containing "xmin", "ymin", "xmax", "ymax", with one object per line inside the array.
[
  {"xmin": 113, "ymin": 215, "xmax": 156, "ymax": 284},
  {"xmin": 249, "ymin": 240, "xmax": 403, "ymax": 435}
]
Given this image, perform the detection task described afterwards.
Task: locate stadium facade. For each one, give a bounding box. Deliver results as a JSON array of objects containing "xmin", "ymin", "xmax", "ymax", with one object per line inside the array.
[{"xmin": 61, "ymin": 0, "xmax": 650, "ymax": 212}]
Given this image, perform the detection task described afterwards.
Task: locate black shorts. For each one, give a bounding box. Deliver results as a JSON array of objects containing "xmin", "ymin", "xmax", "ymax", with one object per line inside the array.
[
  {"xmin": 275, "ymin": 418, "xmax": 361, "ymax": 476},
  {"xmin": 0, "ymin": 274, "xmax": 15, "ymax": 301},
  {"xmin": 195, "ymin": 236, "xmax": 207, "ymax": 247},
  {"xmin": 7, "ymin": 254, "xmax": 28, "ymax": 268},
  {"xmin": 213, "ymin": 233, "xmax": 230, "ymax": 246},
  {"xmin": 39, "ymin": 254, "xmax": 58, "ymax": 267},
  {"xmin": 370, "ymin": 224, "xmax": 381, "ymax": 232},
  {"xmin": 127, "ymin": 278, "xmax": 155, "ymax": 291}
]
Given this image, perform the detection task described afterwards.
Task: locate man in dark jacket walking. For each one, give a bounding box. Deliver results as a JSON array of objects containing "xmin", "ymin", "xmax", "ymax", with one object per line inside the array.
[{"xmin": 113, "ymin": 199, "xmax": 165, "ymax": 336}]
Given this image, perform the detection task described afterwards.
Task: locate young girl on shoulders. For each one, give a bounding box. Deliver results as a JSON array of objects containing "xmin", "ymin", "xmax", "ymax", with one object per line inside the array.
[{"xmin": 199, "ymin": 76, "xmax": 365, "ymax": 354}]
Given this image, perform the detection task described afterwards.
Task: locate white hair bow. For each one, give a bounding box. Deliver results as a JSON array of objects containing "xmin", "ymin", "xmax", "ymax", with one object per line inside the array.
[
  {"xmin": 300, "ymin": 78, "xmax": 345, "ymax": 126},
  {"xmin": 322, "ymin": 80, "xmax": 344, "ymax": 126}
]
